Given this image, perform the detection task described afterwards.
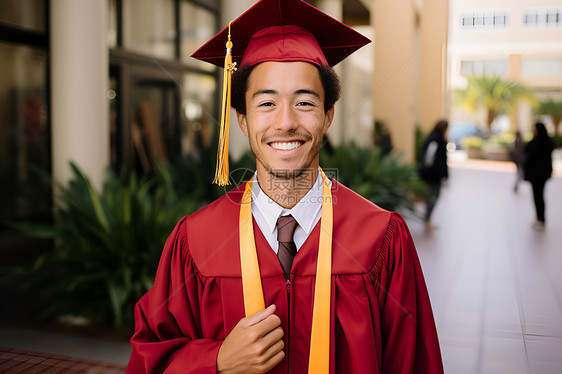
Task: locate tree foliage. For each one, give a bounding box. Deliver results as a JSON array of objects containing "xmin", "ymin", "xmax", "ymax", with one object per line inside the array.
[
  {"xmin": 536, "ymin": 98, "xmax": 562, "ymax": 136},
  {"xmin": 454, "ymin": 75, "xmax": 534, "ymax": 137}
]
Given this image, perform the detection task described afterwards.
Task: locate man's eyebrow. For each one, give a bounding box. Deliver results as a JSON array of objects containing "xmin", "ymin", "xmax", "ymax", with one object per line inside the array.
[
  {"xmin": 294, "ymin": 89, "xmax": 320, "ymax": 98},
  {"xmin": 252, "ymin": 89, "xmax": 278, "ymax": 99}
]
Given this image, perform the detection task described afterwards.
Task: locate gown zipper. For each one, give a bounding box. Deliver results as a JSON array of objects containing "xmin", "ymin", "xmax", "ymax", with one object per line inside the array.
[{"xmin": 286, "ymin": 276, "xmax": 291, "ymax": 374}]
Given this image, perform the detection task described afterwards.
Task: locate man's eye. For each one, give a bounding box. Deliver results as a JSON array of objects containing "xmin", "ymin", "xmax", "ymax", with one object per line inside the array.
[
  {"xmin": 297, "ymin": 102, "xmax": 314, "ymax": 107},
  {"xmin": 258, "ymin": 102, "xmax": 274, "ymax": 107}
]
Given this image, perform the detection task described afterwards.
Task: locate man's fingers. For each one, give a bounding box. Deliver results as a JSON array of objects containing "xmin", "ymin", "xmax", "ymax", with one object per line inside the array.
[
  {"xmin": 261, "ymin": 326, "xmax": 284, "ymax": 348},
  {"xmin": 256, "ymin": 312, "xmax": 281, "ymax": 334},
  {"xmin": 262, "ymin": 335, "xmax": 285, "ymax": 359},
  {"xmin": 242, "ymin": 304, "xmax": 276, "ymax": 327},
  {"xmin": 260, "ymin": 347, "xmax": 285, "ymax": 372}
]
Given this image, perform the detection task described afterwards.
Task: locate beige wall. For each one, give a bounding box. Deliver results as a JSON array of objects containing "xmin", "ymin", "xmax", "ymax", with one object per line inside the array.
[
  {"xmin": 337, "ymin": 25, "xmax": 374, "ymax": 148},
  {"xmin": 371, "ymin": 0, "xmax": 449, "ymax": 161},
  {"xmin": 372, "ymin": 0, "xmax": 418, "ymax": 162},
  {"xmin": 419, "ymin": 0, "xmax": 449, "ymax": 133}
]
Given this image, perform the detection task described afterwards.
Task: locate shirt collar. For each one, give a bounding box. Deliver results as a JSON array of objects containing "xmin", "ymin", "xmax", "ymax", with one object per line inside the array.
[{"xmin": 251, "ymin": 170, "xmax": 326, "ymax": 235}]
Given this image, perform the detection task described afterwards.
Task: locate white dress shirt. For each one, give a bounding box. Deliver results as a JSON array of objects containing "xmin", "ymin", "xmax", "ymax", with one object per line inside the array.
[{"xmin": 251, "ymin": 171, "xmax": 328, "ymax": 254}]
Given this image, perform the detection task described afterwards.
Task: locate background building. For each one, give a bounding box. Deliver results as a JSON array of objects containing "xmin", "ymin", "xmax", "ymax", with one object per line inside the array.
[
  {"xmin": 0, "ymin": 0, "xmax": 451, "ymax": 253},
  {"xmin": 448, "ymin": 0, "xmax": 562, "ymax": 133}
]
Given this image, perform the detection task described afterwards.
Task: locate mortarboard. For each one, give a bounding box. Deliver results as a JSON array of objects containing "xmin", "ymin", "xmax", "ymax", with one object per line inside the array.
[
  {"xmin": 192, "ymin": 0, "xmax": 371, "ymax": 68},
  {"xmin": 191, "ymin": 0, "xmax": 371, "ymax": 185}
]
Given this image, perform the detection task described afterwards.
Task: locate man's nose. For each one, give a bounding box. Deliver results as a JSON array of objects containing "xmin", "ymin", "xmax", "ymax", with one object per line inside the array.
[{"xmin": 275, "ymin": 104, "xmax": 299, "ymax": 132}]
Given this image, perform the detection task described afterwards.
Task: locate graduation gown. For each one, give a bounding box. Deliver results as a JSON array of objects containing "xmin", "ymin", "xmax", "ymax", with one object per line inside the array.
[{"xmin": 127, "ymin": 180, "xmax": 443, "ymax": 373}]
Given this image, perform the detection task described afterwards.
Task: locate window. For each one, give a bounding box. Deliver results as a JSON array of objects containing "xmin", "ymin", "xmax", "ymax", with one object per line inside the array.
[
  {"xmin": 107, "ymin": 0, "xmax": 119, "ymax": 47},
  {"xmin": 0, "ymin": 0, "xmax": 50, "ymax": 225},
  {"xmin": 108, "ymin": 0, "xmax": 220, "ymax": 171},
  {"xmin": 181, "ymin": 73, "xmax": 218, "ymax": 154},
  {"xmin": 0, "ymin": 0, "xmax": 51, "ymax": 258},
  {"xmin": 0, "ymin": 43, "xmax": 50, "ymax": 222},
  {"xmin": 122, "ymin": 0, "xmax": 176, "ymax": 59},
  {"xmin": 523, "ymin": 8, "xmax": 562, "ymax": 28},
  {"xmin": 0, "ymin": 0, "xmax": 46, "ymax": 32},
  {"xmin": 460, "ymin": 60, "xmax": 509, "ymax": 77},
  {"xmin": 461, "ymin": 10, "xmax": 509, "ymax": 30},
  {"xmin": 180, "ymin": 1, "xmax": 217, "ymax": 71},
  {"xmin": 521, "ymin": 59, "xmax": 562, "ymax": 77}
]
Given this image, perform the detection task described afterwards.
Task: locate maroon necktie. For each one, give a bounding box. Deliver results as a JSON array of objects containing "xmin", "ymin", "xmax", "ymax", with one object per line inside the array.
[{"xmin": 276, "ymin": 215, "xmax": 298, "ymax": 280}]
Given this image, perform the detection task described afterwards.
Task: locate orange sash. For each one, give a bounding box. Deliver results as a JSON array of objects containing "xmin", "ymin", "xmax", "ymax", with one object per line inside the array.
[{"xmin": 239, "ymin": 168, "xmax": 332, "ymax": 373}]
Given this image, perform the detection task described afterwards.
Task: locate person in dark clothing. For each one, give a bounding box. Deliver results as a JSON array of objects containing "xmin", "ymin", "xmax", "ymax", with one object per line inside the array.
[
  {"xmin": 374, "ymin": 120, "xmax": 393, "ymax": 155},
  {"xmin": 524, "ymin": 122, "xmax": 554, "ymax": 230},
  {"xmin": 419, "ymin": 119, "xmax": 449, "ymax": 230}
]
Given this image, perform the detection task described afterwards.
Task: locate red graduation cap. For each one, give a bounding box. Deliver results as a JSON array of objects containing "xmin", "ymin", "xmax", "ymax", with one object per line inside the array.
[
  {"xmin": 191, "ymin": 0, "xmax": 371, "ymax": 68},
  {"xmin": 191, "ymin": 0, "xmax": 371, "ymax": 186}
]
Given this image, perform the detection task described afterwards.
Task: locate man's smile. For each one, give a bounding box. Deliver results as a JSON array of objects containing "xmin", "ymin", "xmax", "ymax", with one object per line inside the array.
[{"xmin": 268, "ymin": 141, "xmax": 304, "ymax": 150}]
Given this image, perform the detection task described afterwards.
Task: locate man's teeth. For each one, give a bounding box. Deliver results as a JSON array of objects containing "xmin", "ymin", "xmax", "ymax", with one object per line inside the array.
[{"xmin": 270, "ymin": 141, "xmax": 302, "ymax": 150}]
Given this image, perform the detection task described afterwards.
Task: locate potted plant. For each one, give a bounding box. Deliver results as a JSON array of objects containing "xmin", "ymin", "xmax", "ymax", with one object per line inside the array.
[{"xmin": 462, "ymin": 136, "xmax": 484, "ymax": 159}]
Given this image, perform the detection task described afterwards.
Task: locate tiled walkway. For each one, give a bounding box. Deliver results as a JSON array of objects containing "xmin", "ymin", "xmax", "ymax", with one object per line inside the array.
[
  {"xmin": 1, "ymin": 157, "xmax": 561, "ymax": 373},
  {"xmin": 0, "ymin": 347, "xmax": 125, "ymax": 373},
  {"xmin": 408, "ymin": 159, "xmax": 562, "ymax": 374}
]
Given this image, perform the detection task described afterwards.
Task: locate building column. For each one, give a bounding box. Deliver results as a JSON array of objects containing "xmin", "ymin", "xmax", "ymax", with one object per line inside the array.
[
  {"xmin": 372, "ymin": 0, "xmax": 418, "ymax": 162},
  {"xmin": 419, "ymin": 0, "xmax": 448, "ymax": 133},
  {"xmin": 508, "ymin": 54, "xmax": 522, "ymax": 132},
  {"xmin": 316, "ymin": 0, "xmax": 346, "ymax": 146},
  {"xmin": 51, "ymin": 0, "xmax": 109, "ymax": 190}
]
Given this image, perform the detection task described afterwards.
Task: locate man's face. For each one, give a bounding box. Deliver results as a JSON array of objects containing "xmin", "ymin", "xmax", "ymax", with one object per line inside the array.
[{"xmin": 236, "ymin": 61, "xmax": 334, "ymax": 180}]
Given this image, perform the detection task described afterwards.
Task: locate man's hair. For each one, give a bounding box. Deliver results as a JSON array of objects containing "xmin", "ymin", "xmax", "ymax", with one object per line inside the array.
[{"xmin": 231, "ymin": 63, "xmax": 341, "ymax": 115}]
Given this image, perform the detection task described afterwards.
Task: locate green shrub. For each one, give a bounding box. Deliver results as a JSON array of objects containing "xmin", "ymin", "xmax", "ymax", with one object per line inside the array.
[
  {"xmin": 462, "ymin": 136, "xmax": 484, "ymax": 149},
  {"xmin": 415, "ymin": 125, "xmax": 428, "ymax": 164},
  {"xmin": 8, "ymin": 163, "xmax": 198, "ymax": 332},
  {"xmin": 168, "ymin": 146, "xmax": 255, "ymax": 202},
  {"xmin": 553, "ymin": 134, "xmax": 562, "ymax": 149},
  {"xmin": 320, "ymin": 142, "xmax": 427, "ymax": 215},
  {"xmin": 488, "ymin": 132, "xmax": 515, "ymax": 146}
]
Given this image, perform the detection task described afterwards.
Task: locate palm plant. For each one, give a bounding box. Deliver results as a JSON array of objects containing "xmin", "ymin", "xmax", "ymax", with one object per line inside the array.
[
  {"xmin": 536, "ymin": 98, "xmax": 562, "ymax": 136},
  {"xmin": 7, "ymin": 162, "xmax": 199, "ymax": 332},
  {"xmin": 454, "ymin": 75, "xmax": 534, "ymax": 138}
]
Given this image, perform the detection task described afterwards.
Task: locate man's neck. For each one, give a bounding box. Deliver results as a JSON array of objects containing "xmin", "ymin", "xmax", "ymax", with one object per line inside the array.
[{"xmin": 255, "ymin": 166, "xmax": 319, "ymax": 209}]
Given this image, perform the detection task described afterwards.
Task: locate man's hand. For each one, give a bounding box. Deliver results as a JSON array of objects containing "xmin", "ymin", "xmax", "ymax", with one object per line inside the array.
[{"xmin": 217, "ymin": 304, "xmax": 285, "ymax": 374}]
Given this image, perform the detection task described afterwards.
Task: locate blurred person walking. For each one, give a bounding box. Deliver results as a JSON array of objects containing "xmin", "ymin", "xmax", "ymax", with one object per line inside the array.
[
  {"xmin": 419, "ymin": 119, "xmax": 449, "ymax": 230},
  {"xmin": 510, "ymin": 131, "xmax": 525, "ymax": 193},
  {"xmin": 524, "ymin": 122, "xmax": 554, "ymax": 230},
  {"xmin": 374, "ymin": 120, "xmax": 393, "ymax": 155}
]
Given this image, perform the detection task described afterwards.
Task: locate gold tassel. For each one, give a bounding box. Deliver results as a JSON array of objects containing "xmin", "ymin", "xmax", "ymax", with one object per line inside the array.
[{"xmin": 213, "ymin": 22, "xmax": 237, "ymax": 186}]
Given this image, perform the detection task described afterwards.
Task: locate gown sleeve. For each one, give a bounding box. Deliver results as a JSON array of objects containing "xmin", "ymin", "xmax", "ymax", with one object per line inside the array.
[
  {"xmin": 127, "ymin": 216, "xmax": 222, "ymax": 374},
  {"xmin": 374, "ymin": 213, "xmax": 443, "ymax": 374}
]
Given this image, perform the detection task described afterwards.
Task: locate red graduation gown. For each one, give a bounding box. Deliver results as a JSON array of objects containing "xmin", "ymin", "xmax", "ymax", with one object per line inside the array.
[{"xmin": 127, "ymin": 180, "xmax": 443, "ymax": 373}]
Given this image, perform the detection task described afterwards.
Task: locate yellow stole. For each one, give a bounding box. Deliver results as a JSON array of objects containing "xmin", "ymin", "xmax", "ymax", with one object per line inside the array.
[{"xmin": 239, "ymin": 168, "xmax": 332, "ymax": 373}]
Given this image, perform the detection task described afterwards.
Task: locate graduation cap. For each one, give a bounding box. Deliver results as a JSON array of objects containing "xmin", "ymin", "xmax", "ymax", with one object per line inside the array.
[{"xmin": 191, "ymin": 0, "xmax": 371, "ymax": 185}]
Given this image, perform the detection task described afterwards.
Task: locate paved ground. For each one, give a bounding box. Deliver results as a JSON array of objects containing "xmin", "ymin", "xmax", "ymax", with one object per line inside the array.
[
  {"xmin": 408, "ymin": 158, "xmax": 562, "ymax": 374},
  {"xmin": 0, "ymin": 347, "xmax": 125, "ymax": 373},
  {"xmin": 1, "ymin": 156, "xmax": 561, "ymax": 373}
]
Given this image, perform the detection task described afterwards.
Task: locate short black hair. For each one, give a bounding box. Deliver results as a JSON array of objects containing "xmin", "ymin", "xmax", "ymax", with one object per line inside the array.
[{"xmin": 231, "ymin": 63, "xmax": 341, "ymax": 115}]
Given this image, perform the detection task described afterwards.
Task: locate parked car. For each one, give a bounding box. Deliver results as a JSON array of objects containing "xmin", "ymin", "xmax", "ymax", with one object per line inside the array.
[{"xmin": 447, "ymin": 122, "xmax": 485, "ymax": 150}]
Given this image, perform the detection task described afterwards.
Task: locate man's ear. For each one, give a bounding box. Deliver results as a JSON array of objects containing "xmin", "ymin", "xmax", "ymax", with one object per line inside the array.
[
  {"xmin": 323, "ymin": 106, "xmax": 335, "ymax": 134},
  {"xmin": 236, "ymin": 111, "xmax": 249, "ymax": 137}
]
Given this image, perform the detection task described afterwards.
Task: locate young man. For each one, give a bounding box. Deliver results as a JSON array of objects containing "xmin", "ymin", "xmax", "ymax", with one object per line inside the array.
[{"xmin": 127, "ymin": 0, "xmax": 443, "ymax": 373}]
